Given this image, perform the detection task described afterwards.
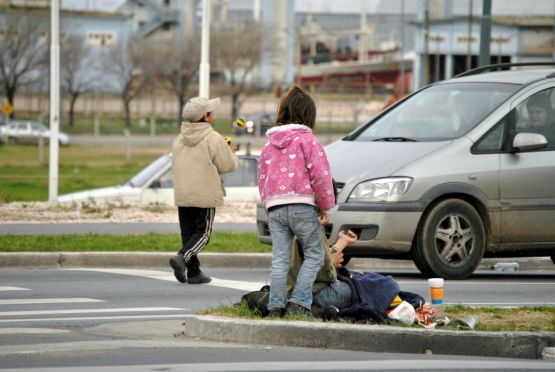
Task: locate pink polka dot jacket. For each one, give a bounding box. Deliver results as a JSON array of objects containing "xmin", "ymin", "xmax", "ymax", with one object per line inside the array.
[{"xmin": 258, "ymin": 124, "xmax": 335, "ymax": 212}]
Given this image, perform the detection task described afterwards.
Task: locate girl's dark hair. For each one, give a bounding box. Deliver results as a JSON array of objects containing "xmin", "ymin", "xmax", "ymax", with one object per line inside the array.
[{"xmin": 275, "ymin": 85, "xmax": 316, "ymax": 129}]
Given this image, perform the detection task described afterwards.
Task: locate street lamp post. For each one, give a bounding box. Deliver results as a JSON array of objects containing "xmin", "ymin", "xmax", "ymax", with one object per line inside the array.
[
  {"xmin": 199, "ymin": 0, "xmax": 211, "ymax": 97},
  {"xmin": 48, "ymin": 0, "xmax": 60, "ymax": 203}
]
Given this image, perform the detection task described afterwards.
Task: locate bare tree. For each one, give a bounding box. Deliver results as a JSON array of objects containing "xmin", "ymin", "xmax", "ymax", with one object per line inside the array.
[
  {"xmin": 158, "ymin": 36, "xmax": 200, "ymax": 125},
  {"xmin": 212, "ymin": 22, "xmax": 263, "ymax": 119},
  {"xmin": 105, "ymin": 38, "xmax": 154, "ymax": 127},
  {"xmin": 0, "ymin": 11, "xmax": 48, "ymax": 118},
  {"xmin": 61, "ymin": 34, "xmax": 93, "ymax": 127}
]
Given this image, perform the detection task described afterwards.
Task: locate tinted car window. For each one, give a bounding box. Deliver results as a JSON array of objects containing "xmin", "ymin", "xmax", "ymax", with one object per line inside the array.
[
  {"xmin": 221, "ymin": 158, "xmax": 258, "ymax": 187},
  {"xmin": 355, "ymin": 82, "xmax": 520, "ymax": 141},
  {"xmin": 128, "ymin": 154, "xmax": 171, "ymax": 187}
]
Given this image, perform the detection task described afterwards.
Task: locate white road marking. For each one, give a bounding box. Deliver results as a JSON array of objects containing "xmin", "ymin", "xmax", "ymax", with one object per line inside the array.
[
  {"xmin": 0, "ymin": 286, "xmax": 30, "ymax": 291},
  {"xmin": 0, "ymin": 307, "xmax": 184, "ymax": 317},
  {"xmin": 397, "ymin": 280, "xmax": 555, "ymax": 285},
  {"xmin": 0, "ymin": 298, "xmax": 104, "ymax": 305},
  {"xmin": 67, "ymin": 268, "xmax": 266, "ymax": 292},
  {"xmin": 447, "ymin": 302, "xmax": 555, "ymax": 307},
  {"xmin": 0, "ymin": 314, "xmax": 187, "ymax": 324},
  {"xmin": 0, "ymin": 328, "xmax": 70, "ymax": 334}
]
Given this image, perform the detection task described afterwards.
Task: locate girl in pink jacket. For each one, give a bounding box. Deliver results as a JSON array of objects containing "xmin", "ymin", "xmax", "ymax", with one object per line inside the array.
[{"xmin": 258, "ymin": 86, "xmax": 335, "ymax": 317}]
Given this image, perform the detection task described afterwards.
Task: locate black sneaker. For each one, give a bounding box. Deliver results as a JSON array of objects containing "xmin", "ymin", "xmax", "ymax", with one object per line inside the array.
[
  {"xmin": 284, "ymin": 302, "xmax": 311, "ymax": 317},
  {"xmin": 169, "ymin": 255, "xmax": 187, "ymax": 283},
  {"xmin": 321, "ymin": 306, "xmax": 340, "ymax": 321},
  {"xmin": 266, "ymin": 308, "xmax": 284, "ymax": 318},
  {"xmin": 187, "ymin": 271, "xmax": 211, "ymax": 284}
]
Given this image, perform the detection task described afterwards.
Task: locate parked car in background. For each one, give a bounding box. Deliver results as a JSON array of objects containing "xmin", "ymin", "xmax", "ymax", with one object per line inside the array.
[
  {"xmin": 58, "ymin": 152, "xmax": 260, "ymax": 204},
  {"xmin": 257, "ymin": 63, "xmax": 555, "ymax": 279},
  {"xmin": 0, "ymin": 120, "xmax": 70, "ymax": 146},
  {"xmin": 234, "ymin": 112, "xmax": 275, "ymax": 136}
]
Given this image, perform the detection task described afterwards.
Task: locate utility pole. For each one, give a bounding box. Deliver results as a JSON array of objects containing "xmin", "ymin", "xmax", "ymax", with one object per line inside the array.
[
  {"xmin": 48, "ymin": 0, "xmax": 60, "ymax": 203},
  {"xmin": 199, "ymin": 0, "xmax": 211, "ymax": 97},
  {"xmin": 399, "ymin": 0, "xmax": 405, "ymax": 93},
  {"xmin": 479, "ymin": 0, "xmax": 492, "ymax": 67},
  {"xmin": 466, "ymin": 0, "xmax": 473, "ymax": 70}
]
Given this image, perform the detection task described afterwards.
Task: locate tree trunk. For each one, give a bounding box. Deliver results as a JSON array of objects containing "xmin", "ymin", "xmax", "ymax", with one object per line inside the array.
[
  {"xmin": 6, "ymin": 85, "xmax": 16, "ymax": 119},
  {"xmin": 68, "ymin": 93, "xmax": 79, "ymax": 128},
  {"xmin": 178, "ymin": 95, "xmax": 185, "ymax": 126},
  {"xmin": 124, "ymin": 100, "xmax": 131, "ymax": 128},
  {"xmin": 231, "ymin": 92, "xmax": 241, "ymax": 120}
]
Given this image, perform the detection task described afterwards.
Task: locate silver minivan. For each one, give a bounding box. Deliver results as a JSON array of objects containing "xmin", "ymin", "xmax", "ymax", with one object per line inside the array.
[{"xmin": 257, "ymin": 63, "xmax": 555, "ymax": 279}]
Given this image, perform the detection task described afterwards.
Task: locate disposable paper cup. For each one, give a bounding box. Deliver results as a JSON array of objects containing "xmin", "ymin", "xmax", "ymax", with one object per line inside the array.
[{"xmin": 428, "ymin": 278, "xmax": 444, "ymax": 305}]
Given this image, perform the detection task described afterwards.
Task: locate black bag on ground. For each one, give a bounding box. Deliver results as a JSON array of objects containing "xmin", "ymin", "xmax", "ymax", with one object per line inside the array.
[{"xmin": 240, "ymin": 285, "xmax": 270, "ymax": 316}]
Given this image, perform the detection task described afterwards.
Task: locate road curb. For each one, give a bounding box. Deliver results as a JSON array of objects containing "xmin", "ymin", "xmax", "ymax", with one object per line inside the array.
[
  {"xmin": 182, "ymin": 315, "xmax": 555, "ymax": 360},
  {"xmin": 0, "ymin": 252, "xmax": 272, "ymax": 269},
  {"xmin": 0, "ymin": 252, "xmax": 553, "ymax": 271}
]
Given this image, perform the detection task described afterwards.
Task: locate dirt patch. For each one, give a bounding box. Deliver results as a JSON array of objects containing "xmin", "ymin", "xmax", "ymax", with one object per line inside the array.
[{"xmin": 0, "ymin": 201, "xmax": 256, "ymax": 224}]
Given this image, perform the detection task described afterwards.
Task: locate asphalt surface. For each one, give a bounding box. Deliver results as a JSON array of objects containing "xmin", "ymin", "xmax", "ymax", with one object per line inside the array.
[{"xmin": 1, "ymin": 267, "xmax": 554, "ymax": 368}]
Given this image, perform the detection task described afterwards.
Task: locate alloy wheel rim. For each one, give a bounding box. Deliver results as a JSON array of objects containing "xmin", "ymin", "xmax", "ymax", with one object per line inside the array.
[{"xmin": 434, "ymin": 213, "xmax": 474, "ymax": 266}]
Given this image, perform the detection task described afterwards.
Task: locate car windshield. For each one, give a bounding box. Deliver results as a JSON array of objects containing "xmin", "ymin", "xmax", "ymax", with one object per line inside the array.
[
  {"xmin": 127, "ymin": 154, "xmax": 171, "ymax": 187},
  {"xmin": 354, "ymin": 82, "xmax": 521, "ymax": 141}
]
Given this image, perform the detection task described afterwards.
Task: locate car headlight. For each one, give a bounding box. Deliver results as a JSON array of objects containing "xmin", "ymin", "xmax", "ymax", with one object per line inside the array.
[{"xmin": 348, "ymin": 177, "xmax": 413, "ymax": 202}]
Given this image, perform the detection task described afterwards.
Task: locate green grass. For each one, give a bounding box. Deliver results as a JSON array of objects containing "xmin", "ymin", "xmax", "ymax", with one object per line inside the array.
[
  {"xmin": 196, "ymin": 303, "xmax": 555, "ymax": 331},
  {"xmin": 0, "ymin": 232, "xmax": 271, "ymax": 253},
  {"xmin": 0, "ymin": 145, "xmax": 166, "ymax": 202}
]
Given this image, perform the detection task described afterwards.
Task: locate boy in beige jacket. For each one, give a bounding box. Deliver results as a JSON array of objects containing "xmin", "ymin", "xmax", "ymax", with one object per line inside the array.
[{"xmin": 170, "ymin": 97, "xmax": 238, "ymax": 284}]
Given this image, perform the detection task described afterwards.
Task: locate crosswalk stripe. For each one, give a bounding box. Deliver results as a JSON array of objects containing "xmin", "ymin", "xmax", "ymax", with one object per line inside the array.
[
  {"xmin": 0, "ymin": 307, "xmax": 185, "ymax": 317},
  {"xmin": 0, "ymin": 298, "xmax": 104, "ymax": 305},
  {"xmin": 0, "ymin": 328, "xmax": 70, "ymax": 334},
  {"xmin": 0, "ymin": 286, "xmax": 30, "ymax": 291},
  {"xmin": 66, "ymin": 268, "xmax": 265, "ymax": 291},
  {"xmin": 0, "ymin": 314, "xmax": 187, "ymax": 324}
]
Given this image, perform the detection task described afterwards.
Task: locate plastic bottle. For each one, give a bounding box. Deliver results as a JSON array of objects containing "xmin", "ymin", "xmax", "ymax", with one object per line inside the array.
[{"xmin": 428, "ymin": 278, "xmax": 445, "ymax": 318}]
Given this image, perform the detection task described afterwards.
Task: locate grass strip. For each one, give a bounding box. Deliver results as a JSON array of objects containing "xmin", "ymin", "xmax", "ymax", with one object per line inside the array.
[
  {"xmin": 197, "ymin": 303, "xmax": 555, "ymax": 332},
  {"xmin": 0, "ymin": 232, "xmax": 271, "ymax": 253}
]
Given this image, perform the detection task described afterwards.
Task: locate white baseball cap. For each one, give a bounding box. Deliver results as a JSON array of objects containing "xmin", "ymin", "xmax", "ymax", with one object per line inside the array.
[{"xmin": 182, "ymin": 96, "xmax": 221, "ymax": 122}]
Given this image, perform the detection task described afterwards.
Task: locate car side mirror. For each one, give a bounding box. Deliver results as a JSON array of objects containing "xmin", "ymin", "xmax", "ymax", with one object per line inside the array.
[
  {"xmin": 150, "ymin": 180, "xmax": 162, "ymax": 189},
  {"xmin": 511, "ymin": 132, "xmax": 547, "ymax": 153}
]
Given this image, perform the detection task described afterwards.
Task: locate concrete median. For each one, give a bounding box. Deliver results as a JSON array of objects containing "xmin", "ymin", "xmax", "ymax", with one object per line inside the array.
[{"xmin": 182, "ymin": 314, "xmax": 555, "ymax": 360}]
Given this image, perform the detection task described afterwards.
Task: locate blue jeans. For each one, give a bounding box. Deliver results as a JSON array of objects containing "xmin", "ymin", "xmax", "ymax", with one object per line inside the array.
[
  {"xmin": 313, "ymin": 280, "xmax": 352, "ymax": 309},
  {"xmin": 268, "ymin": 204, "xmax": 324, "ymax": 310}
]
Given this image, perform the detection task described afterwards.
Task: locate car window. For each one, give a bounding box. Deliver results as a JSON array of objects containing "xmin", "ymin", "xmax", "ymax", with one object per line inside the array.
[
  {"xmin": 474, "ymin": 114, "xmax": 508, "ymax": 153},
  {"xmin": 156, "ymin": 168, "xmax": 174, "ymax": 188},
  {"xmin": 515, "ymin": 87, "xmax": 555, "ymax": 150},
  {"xmin": 128, "ymin": 154, "xmax": 171, "ymax": 187},
  {"xmin": 355, "ymin": 82, "xmax": 520, "ymax": 142},
  {"xmin": 17, "ymin": 123, "xmax": 27, "ymax": 131},
  {"xmin": 221, "ymin": 158, "xmax": 258, "ymax": 187},
  {"xmin": 31, "ymin": 123, "xmax": 46, "ymax": 131}
]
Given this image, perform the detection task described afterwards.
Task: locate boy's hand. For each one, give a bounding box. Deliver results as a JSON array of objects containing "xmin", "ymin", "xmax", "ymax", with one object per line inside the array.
[{"xmin": 338, "ymin": 229, "xmax": 358, "ymax": 244}]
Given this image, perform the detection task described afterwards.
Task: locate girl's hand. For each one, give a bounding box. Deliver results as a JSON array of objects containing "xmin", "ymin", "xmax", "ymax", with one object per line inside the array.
[{"xmin": 319, "ymin": 210, "xmax": 330, "ymax": 225}]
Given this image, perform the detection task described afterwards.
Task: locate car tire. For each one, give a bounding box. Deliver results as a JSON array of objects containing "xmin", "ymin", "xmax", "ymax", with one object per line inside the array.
[
  {"xmin": 8, "ymin": 137, "xmax": 17, "ymax": 145},
  {"xmin": 412, "ymin": 199, "xmax": 485, "ymax": 280}
]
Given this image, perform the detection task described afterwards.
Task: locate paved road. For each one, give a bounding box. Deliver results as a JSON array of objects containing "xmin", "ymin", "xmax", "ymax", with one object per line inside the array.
[
  {"xmin": 1, "ymin": 267, "xmax": 553, "ymax": 370},
  {"xmin": 0, "ymin": 222, "xmax": 256, "ymax": 235}
]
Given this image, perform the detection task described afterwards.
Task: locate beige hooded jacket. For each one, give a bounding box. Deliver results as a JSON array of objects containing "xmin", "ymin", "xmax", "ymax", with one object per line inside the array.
[{"xmin": 172, "ymin": 122, "xmax": 238, "ymax": 208}]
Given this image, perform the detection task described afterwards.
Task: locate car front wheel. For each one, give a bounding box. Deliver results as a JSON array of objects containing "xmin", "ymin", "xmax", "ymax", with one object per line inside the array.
[{"xmin": 412, "ymin": 199, "xmax": 485, "ymax": 280}]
